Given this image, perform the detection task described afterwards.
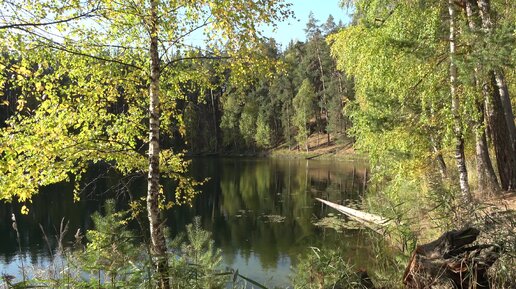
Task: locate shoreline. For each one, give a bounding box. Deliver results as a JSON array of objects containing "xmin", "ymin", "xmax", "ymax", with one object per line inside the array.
[{"xmin": 186, "ymin": 134, "xmax": 368, "ymax": 161}]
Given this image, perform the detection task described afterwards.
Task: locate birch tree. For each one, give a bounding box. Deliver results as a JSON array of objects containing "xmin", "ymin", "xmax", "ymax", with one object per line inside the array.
[
  {"xmin": 448, "ymin": 0, "xmax": 472, "ymax": 201},
  {"xmin": 0, "ymin": 0, "xmax": 291, "ymax": 287}
]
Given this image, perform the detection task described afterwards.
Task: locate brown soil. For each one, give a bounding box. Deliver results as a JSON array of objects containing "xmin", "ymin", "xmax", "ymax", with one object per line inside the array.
[
  {"xmin": 273, "ymin": 133, "xmax": 357, "ymax": 159},
  {"xmin": 479, "ymin": 191, "xmax": 516, "ymax": 212}
]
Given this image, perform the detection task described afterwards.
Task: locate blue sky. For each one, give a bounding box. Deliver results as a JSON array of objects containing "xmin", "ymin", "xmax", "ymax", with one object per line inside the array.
[{"xmin": 264, "ymin": 1, "xmax": 352, "ymax": 48}]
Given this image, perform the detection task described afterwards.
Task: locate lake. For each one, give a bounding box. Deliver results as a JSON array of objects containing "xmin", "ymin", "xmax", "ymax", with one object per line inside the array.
[{"xmin": 0, "ymin": 157, "xmax": 375, "ymax": 288}]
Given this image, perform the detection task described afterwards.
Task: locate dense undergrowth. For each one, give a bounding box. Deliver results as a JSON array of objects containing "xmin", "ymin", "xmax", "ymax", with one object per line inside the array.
[{"xmin": 3, "ymin": 201, "xmax": 255, "ymax": 289}]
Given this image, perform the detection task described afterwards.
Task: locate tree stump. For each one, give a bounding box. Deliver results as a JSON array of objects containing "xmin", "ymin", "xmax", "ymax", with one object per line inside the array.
[{"xmin": 403, "ymin": 228, "xmax": 500, "ymax": 288}]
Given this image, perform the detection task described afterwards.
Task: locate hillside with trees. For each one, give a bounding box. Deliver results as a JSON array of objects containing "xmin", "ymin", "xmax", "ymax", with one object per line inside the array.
[{"xmin": 179, "ymin": 13, "xmax": 353, "ymax": 154}]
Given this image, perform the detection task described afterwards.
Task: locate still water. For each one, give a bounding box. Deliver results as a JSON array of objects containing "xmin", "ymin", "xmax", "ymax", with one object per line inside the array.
[{"xmin": 0, "ymin": 157, "xmax": 374, "ymax": 288}]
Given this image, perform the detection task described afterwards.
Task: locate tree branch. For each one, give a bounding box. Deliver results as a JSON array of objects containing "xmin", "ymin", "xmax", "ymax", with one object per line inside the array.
[
  {"xmin": 14, "ymin": 26, "xmax": 143, "ymax": 71},
  {"xmin": 160, "ymin": 55, "xmax": 231, "ymax": 73},
  {"xmin": 0, "ymin": 8, "xmax": 100, "ymax": 30}
]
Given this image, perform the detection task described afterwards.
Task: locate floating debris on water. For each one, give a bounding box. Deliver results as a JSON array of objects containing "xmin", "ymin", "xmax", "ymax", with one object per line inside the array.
[
  {"xmin": 314, "ymin": 216, "xmax": 361, "ymax": 232},
  {"xmin": 260, "ymin": 214, "xmax": 286, "ymax": 223}
]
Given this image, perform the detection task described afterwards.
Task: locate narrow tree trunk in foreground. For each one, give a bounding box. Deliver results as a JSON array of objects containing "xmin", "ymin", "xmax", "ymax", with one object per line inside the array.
[
  {"xmin": 315, "ymin": 43, "xmax": 330, "ymax": 146},
  {"xmin": 475, "ymin": 125, "xmax": 500, "ymax": 193},
  {"xmin": 147, "ymin": 1, "xmax": 170, "ymax": 288},
  {"xmin": 210, "ymin": 89, "xmax": 219, "ymax": 152},
  {"xmin": 448, "ymin": 0, "xmax": 472, "ymax": 201},
  {"xmin": 430, "ymin": 136, "xmax": 447, "ymax": 179}
]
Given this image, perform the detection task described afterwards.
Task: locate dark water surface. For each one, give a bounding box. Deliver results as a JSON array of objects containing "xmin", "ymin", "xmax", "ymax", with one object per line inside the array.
[{"xmin": 0, "ymin": 157, "xmax": 374, "ymax": 288}]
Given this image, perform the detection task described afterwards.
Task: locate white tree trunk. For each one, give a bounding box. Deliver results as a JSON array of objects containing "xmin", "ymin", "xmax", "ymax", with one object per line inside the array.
[
  {"xmin": 448, "ymin": 0, "xmax": 472, "ymax": 202},
  {"xmin": 147, "ymin": 1, "xmax": 170, "ymax": 288}
]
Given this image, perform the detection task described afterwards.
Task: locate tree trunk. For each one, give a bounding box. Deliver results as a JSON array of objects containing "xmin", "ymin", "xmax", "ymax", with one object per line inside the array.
[
  {"xmin": 430, "ymin": 136, "xmax": 448, "ymax": 179},
  {"xmin": 463, "ymin": 1, "xmax": 500, "ymax": 195},
  {"xmin": 315, "ymin": 41, "xmax": 331, "ymax": 146},
  {"xmin": 147, "ymin": 1, "xmax": 170, "ymax": 288},
  {"xmin": 475, "ymin": 125, "xmax": 500, "ymax": 194},
  {"xmin": 486, "ymin": 72, "xmax": 516, "ymax": 190},
  {"xmin": 287, "ymin": 103, "xmax": 291, "ymax": 150},
  {"xmin": 476, "ymin": 0, "xmax": 516, "ymax": 191},
  {"xmin": 210, "ymin": 89, "xmax": 219, "ymax": 152},
  {"xmin": 493, "ymin": 70, "xmax": 516, "ymax": 151},
  {"xmin": 448, "ymin": 0, "xmax": 472, "ymax": 201}
]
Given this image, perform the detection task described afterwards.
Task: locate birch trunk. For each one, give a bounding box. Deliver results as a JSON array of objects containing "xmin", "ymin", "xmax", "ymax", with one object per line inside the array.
[
  {"xmin": 448, "ymin": 0, "xmax": 472, "ymax": 201},
  {"xmin": 147, "ymin": 1, "xmax": 170, "ymax": 288}
]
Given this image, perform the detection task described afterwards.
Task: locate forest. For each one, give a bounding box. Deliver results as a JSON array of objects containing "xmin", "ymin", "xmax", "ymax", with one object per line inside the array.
[{"xmin": 0, "ymin": 0, "xmax": 515, "ymax": 288}]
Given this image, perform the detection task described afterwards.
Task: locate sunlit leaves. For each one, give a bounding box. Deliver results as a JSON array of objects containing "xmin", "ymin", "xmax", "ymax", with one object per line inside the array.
[
  {"xmin": 329, "ymin": 1, "xmax": 449, "ymax": 184},
  {"xmin": 293, "ymin": 79, "xmax": 316, "ymax": 150},
  {"xmin": 0, "ymin": 0, "xmax": 292, "ymax": 212}
]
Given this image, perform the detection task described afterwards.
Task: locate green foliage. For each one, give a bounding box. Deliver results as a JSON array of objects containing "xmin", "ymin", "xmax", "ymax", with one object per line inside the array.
[
  {"xmin": 293, "ymin": 79, "xmax": 316, "ymax": 150},
  {"xmin": 169, "ymin": 216, "xmax": 225, "ymax": 289},
  {"xmin": 255, "ymin": 112, "xmax": 272, "ymax": 148},
  {"xmin": 293, "ymin": 247, "xmax": 368, "ymax": 289},
  {"xmin": 0, "ymin": 0, "xmax": 292, "ymax": 210},
  {"xmin": 330, "ymin": 2, "xmax": 445, "ymax": 179},
  {"xmin": 239, "ymin": 100, "xmax": 259, "ymax": 147},
  {"xmin": 75, "ymin": 199, "xmax": 149, "ymax": 288},
  {"xmin": 329, "ymin": 0, "xmax": 516, "ymax": 196}
]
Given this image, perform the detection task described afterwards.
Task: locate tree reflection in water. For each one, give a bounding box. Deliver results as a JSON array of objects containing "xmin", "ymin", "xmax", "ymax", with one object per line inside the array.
[{"xmin": 0, "ymin": 157, "xmax": 374, "ymax": 288}]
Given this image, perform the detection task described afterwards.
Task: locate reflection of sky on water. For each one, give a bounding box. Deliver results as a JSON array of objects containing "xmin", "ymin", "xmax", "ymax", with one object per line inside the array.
[
  {"xmin": 0, "ymin": 249, "xmax": 54, "ymax": 278},
  {"xmin": 223, "ymin": 251, "xmax": 292, "ymax": 289},
  {"xmin": 0, "ymin": 158, "xmax": 371, "ymax": 287}
]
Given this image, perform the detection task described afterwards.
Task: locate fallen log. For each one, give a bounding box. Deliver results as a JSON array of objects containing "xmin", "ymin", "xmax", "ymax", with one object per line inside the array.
[
  {"xmin": 315, "ymin": 198, "xmax": 390, "ymax": 227},
  {"xmin": 316, "ymin": 199, "xmax": 501, "ymax": 288}
]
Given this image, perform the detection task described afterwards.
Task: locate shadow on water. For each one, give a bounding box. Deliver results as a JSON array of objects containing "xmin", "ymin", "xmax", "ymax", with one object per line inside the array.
[{"xmin": 0, "ymin": 157, "xmax": 373, "ymax": 288}]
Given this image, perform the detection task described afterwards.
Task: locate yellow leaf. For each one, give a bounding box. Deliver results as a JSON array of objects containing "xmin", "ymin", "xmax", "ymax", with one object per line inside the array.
[
  {"xmin": 36, "ymin": 82, "xmax": 45, "ymax": 92},
  {"xmin": 21, "ymin": 205, "xmax": 29, "ymax": 215},
  {"xmin": 17, "ymin": 99, "xmax": 26, "ymax": 111}
]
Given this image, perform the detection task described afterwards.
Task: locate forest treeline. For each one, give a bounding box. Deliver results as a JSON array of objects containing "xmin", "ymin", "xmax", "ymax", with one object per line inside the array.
[
  {"xmin": 183, "ymin": 0, "xmax": 516, "ymax": 203},
  {"xmin": 180, "ymin": 14, "xmax": 353, "ymax": 153},
  {"xmin": 0, "ymin": 14, "xmax": 352, "ymax": 155}
]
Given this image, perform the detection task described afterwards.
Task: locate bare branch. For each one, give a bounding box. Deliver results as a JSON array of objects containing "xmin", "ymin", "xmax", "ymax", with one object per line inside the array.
[{"xmin": 0, "ymin": 8, "xmax": 100, "ymax": 30}]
